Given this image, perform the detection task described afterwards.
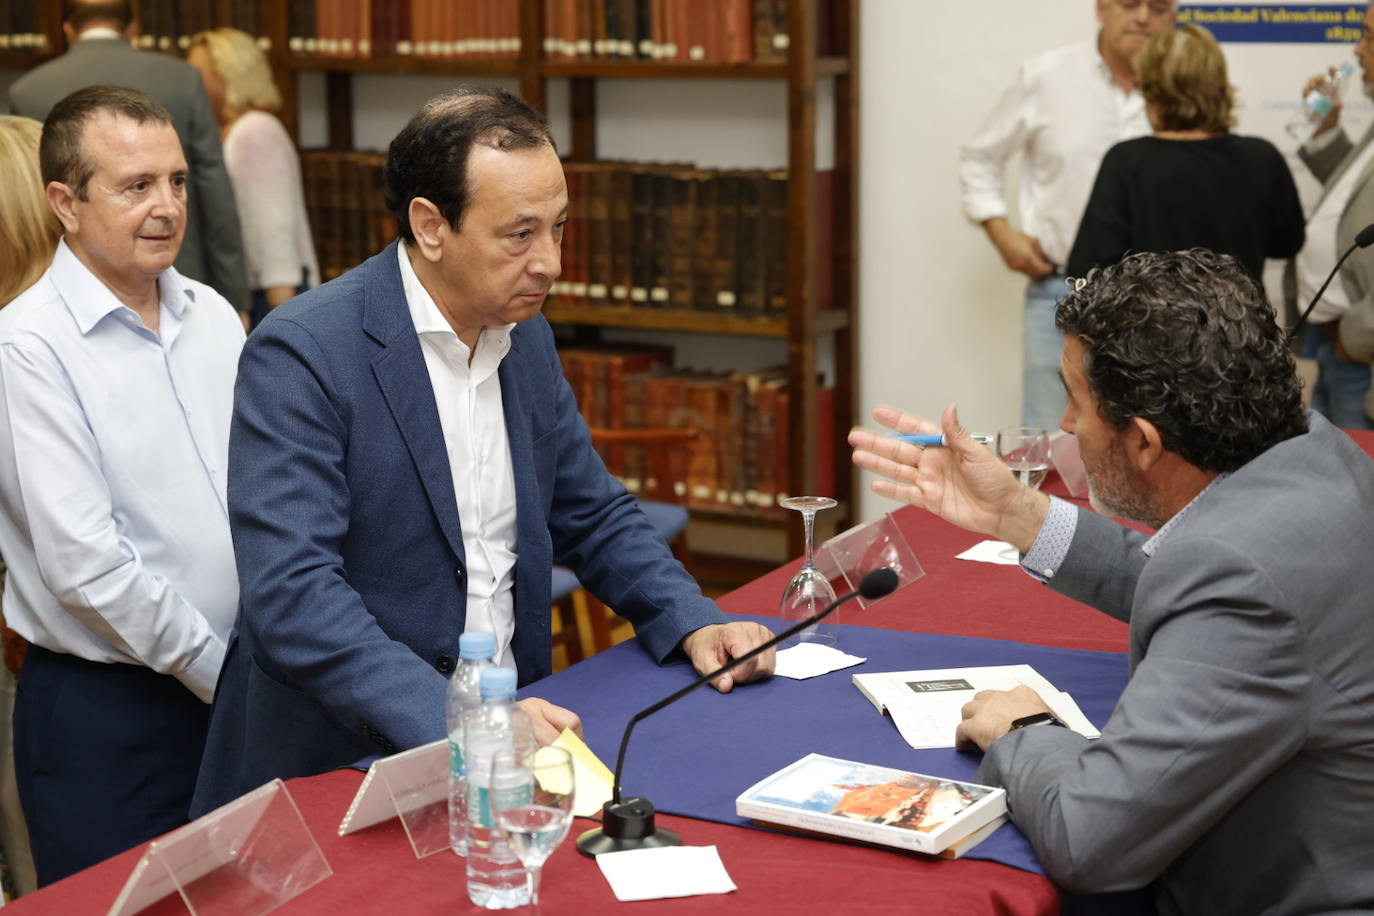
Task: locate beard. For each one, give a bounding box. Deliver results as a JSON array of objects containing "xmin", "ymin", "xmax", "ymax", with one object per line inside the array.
[{"xmin": 1085, "ymin": 438, "xmax": 1168, "ymax": 529}]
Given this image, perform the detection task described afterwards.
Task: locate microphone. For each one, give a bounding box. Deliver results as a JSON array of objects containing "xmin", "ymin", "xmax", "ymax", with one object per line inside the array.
[
  {"xmin": 575, "ymin": 566, "xmax": 901, "ymax": 857},
  {"xmin": 1289, "ymin": 221, "xmax": 1374, "ymax": 342}
]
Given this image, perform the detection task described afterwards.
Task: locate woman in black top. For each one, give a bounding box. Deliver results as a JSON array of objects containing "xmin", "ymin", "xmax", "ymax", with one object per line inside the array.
[{"xmin": 1067, "ymin": 24, "xmax": 1305, "ymax": 281}]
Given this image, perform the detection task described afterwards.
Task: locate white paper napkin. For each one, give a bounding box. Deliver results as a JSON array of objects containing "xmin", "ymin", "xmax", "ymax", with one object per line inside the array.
[
  {"xmin": 595, "ymin": 845, "xmax": 737, "ymax": 902},
  {"xmin": 956, "ymin": 539, "xmax": 1022, "ymax": 566},
  {"xmin": 774, "ymin": 642, "xmax": 867, "ymax": 679}
]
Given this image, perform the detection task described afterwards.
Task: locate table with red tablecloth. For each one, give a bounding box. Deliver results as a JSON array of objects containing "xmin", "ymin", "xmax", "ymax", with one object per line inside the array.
[{"xmin": 9, "ymin": 428, "xmax": 1372, "ymax": 914}]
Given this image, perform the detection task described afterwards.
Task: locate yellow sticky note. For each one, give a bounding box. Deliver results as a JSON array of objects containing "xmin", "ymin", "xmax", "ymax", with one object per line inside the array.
[{"xmin": 552, "ymin": 728, "xmax": 615, "ymax": 818}]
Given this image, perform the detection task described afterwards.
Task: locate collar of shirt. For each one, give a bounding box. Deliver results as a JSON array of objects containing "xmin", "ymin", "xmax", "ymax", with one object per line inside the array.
[
  {"xmin": 1140, "ymin": 472, "xmax": 1231, "ymax": 558},
  {"xmin": 75, "ymin": 27, "xmax": 124, "ymax": 41},
  {"xmin": 48, "ymin": 237, "xmax": 194, "ymax": 340},
  {"xmin": 396, "ymin": 243, "xmax": 514, "ymax": 380}
]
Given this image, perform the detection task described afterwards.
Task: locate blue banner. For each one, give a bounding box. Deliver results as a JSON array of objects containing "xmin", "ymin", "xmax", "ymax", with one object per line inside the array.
[{"xmin": 1179, "ymin": 5, "xmax": 1365, "ymax": 42}]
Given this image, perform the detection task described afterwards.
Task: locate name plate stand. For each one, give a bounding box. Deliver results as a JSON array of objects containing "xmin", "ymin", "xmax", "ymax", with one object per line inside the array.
[
  {"xmin": 107, "ymin": 779, "xmax": 332, "ymax": 916},
  {"xmin": 817, "ymin": 512, "xmax": 925, "ymax": 609},
  {"xmin": 337, "ymin": 738, "xmax": 451, "ymax": 859}
]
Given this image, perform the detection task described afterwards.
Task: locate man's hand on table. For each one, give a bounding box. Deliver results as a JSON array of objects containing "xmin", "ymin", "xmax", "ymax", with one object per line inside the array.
[
  {"xmin": 681, "ymin": 621, "xmax": 776, "ymax": 693},
  {"xmin": 955, "ymin": 685, "xmax": 1054, "ymax": 752},
  {"xmin": 849, "ymin": 404, "xmax": 1051, "ymax": 553},
  {"xmin": 518, "ymin": 697, "xmax": 584, "ymax": 745}
]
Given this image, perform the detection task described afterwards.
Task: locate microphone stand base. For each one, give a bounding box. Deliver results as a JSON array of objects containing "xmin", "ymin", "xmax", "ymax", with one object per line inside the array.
[{"xmin": 575, "ymin": 797, "xmax": 682, "ymax": 858}]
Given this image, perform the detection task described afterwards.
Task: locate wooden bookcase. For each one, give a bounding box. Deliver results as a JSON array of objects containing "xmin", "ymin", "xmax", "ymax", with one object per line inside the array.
[{"xmin": 3, "ymin": 0, "xmax": 859, "ymax": 568}]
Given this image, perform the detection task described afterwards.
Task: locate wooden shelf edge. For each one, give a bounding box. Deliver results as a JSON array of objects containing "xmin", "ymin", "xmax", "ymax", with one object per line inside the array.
[
  {"xmin": 287, "ymin": 54, "xmax": 521, "ymax": 76},
  {"xmin": 545, "ymin": 302, "xmax": 849, "ymax": 337},
  {"xmin": 540, "ymin": 56, "xmax": 848, "ymax": 79}
]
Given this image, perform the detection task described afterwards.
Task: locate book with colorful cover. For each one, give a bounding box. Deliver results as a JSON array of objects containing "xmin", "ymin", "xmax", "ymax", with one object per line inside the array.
[{"xmin": 735, "ymin": 753, "xmax": 1007, "ymax": 857}]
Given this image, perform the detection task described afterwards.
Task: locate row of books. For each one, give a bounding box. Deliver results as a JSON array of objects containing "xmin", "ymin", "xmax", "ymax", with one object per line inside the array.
[
  {"xmin": 0, "ymin": 0, "xmax": 48, "ymax": 53},
  {"xmin": 298, "ymin": 150, "xmax": 393, "ymax": 282},
  {"xmin": 129, "ymin": 0, "xmax": 266, "ymax": 52},
  {"xmin": 542, "ymin": 0, "xmax": 787, "ymax": 63},
  {"xmin": 287, "ymin": 0, "xmax": 519, "ymax": 59},
  {"xmin": 555, "ymin": 162, "xmax": 833, "ymax": 315},
  {"xmin": 558, "ymin": 344, "xmax": 836, "ymax": 515},
  {"xmin": 284, "ymin": 0, "xmax": 833, "ymax": 62},
  {"xmin": 297, "ymin": 149, "xmax": 834, "ymax": 316}
]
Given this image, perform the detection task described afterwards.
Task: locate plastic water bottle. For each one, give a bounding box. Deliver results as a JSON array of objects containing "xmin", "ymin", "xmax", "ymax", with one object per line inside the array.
[
  {"xmin": 446, "ymin": 631, "xmax": 497, "ymax": 856},
  {"xmin": 464, "ymin": 668, "xmax": 537, "ymax": 909},
  {"xmin": 1287, "ymin": 62, "xmax": 1354, "ymax": 141}
]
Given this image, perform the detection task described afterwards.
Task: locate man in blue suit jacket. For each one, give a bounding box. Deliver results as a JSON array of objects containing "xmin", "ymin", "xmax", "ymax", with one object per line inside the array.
[{"xmin": 194, "ymin": 87, "xmax": 774, "ymax": 813}]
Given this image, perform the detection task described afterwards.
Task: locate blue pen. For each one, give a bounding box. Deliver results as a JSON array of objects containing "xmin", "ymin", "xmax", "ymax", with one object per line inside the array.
[{"xmin": 890, "ymin": 433, "xmax": 993, "ymax": 447}]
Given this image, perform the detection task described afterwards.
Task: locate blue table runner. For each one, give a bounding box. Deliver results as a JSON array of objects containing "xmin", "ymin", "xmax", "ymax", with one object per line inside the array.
[{"xmin": 520, "ymin": 614, "xmax": 1129, "ymax": 876}]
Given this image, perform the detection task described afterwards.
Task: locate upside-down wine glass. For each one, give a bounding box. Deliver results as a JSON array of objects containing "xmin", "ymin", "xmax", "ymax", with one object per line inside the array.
[
  {"xmin": 778, "ymin": 495, "xmax": 839, "ymax": 648},
  {"xmin": 996, "ymin": 426, "xmax": 1051, "ymax": 561},
  {"xmin": 489, "ymin": 745, "xmax": 575, "ymax": 907}
]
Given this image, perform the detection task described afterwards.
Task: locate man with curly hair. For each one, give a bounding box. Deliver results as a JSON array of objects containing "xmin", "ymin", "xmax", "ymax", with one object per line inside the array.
[{"xmin": 849, "ymin": 249, "xmax": 1374, "ymax": 915}]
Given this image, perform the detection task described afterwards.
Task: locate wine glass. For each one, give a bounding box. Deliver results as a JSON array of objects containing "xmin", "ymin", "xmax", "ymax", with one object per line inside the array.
[
  {"xmin": 489, "ymin": 745, "xmax": 575, "ymax": 907},
  {"xmin": 778, "ymin": 495, "xmax": 839, "ymax": 648},
  {"xmin": 995, "ymin": 427, "xmax": 1051, "ymax": 561}
]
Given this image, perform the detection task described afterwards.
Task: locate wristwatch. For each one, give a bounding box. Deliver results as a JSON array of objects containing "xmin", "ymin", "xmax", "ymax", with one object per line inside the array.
[{"xmin": 1009, "ymin": 712, "xmax": 1066, "ymax": 731}]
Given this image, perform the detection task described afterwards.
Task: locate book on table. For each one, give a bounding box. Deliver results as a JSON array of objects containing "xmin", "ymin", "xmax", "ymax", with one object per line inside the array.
[
  {"xmin": 735, "ymin": 753, "xmax": 1007, "ymax": 858},
  {"xmin": 853, "ymin": 664, "xmax": 1101, "ymax": 750}
]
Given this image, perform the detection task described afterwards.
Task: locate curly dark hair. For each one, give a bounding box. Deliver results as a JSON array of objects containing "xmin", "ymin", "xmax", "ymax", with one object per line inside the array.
[
  {"xmin": 383, "ymin": 86, "xmax": 555, "ymax": 245},
  {"xmin": 1056, "ymin": 249, "xmax": 1306, "ymax": 473}
]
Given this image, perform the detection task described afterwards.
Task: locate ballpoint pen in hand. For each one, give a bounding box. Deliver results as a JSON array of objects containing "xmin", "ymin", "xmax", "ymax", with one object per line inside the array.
[{"xmin": 890, "ymin": 433, "xmax": 993, "ymax": 447}]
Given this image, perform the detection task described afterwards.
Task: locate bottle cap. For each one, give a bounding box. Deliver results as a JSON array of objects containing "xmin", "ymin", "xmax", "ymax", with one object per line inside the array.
[
  {"xmin": 478, "ymin": 667, "xmax": 518, "ymax": 699},
  {"xmin": 458, "ymin": 631, "xmax": 497, "ymax": 660}
]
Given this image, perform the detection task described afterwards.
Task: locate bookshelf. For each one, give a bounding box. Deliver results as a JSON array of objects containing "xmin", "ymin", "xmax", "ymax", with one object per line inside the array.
[{"xmin": 2, "ymin": 0, "xmax": 858, "ymax": 569}]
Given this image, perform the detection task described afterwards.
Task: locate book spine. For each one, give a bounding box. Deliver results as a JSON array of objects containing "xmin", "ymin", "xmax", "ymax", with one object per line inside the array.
[
  {"xmin": 667, "ymin": 168, "xmax": 697, "ymax": 310},
  {"xmin": 736, "ymin": 171, "xmax": 765, "ymax": 314},
  {"xmin": 734, "ymin": 799, "xmax": 939, "ymax": 855},
  {"xmin": 608, "ymin": 165, "xmax": 634, "ymax": 304},
  {"xmin": 691, "ymin": 172, "xmax": 718, "ymax": 314},
  {"xmin": 587, "ymin": 165, "xmax": 613, "ymax": 304},
  {"xmin": 712, "ymin": 172, "xmax": 740, "ymax": 313}
]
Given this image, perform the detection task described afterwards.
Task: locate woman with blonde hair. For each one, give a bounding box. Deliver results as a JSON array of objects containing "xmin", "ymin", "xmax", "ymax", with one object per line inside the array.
[
  {"xmin": 1067, "ymin": 24, "xmax": 1304, "ymax": 281},
  {"xmin": 0, "ymin": 116, "xmax": 61, "ymax": 307},
  {"xmin": 188, "ymin": 28, "xmax": 319, "ymax": 327},
  {"xmin": 0, "ymin": 114, "xmax": 51, "ymax": 898}
]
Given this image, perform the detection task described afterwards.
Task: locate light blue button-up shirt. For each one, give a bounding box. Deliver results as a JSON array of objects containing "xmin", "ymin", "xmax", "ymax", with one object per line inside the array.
[{"xmin": 0, "ymin": 239, "xmax": 244, "ymax": 701}]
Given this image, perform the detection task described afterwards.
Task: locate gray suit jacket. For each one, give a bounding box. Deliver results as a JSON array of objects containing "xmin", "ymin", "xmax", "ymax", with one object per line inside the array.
[
  {"xmin": 1299, "ymin": 125, "xmax": 1374, "ymax": 418},
  {"xmin": 9, "ymin": 38, "xmax": 249, "ymax": 311},
  {"xmin": 978, "ymin": 413, "xmax": 1374, "ymax": 915}
]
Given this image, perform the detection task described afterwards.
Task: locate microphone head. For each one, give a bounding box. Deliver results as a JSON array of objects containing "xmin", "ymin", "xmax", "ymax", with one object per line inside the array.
[
  {"xmin": 1357, "ymin": 223, "xmax": 1374, "ymax": 249},
  {"xmin": 858, "ymin": 566, "xmax": 900, "ymax": 600}
]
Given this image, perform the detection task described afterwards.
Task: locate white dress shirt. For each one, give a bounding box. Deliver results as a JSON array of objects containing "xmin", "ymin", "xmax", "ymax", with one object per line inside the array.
[
  {"xmin": 0, "ymin": 239, "xmax": 244, "ymax": 701},
  {"xmin": 960, "ymin": 40, "xmax": 1151, "ymax": 268},
  {"xmin": 222, "ymin": 110, "xmax": 321, "ymax": 291},
  {"xmin": 397, "ymin": 244, "xmax": 521, "ymax": 668},
  {"xmin": 1297, "ymin": 127, "xmax": 1374, "ymax": 323}
]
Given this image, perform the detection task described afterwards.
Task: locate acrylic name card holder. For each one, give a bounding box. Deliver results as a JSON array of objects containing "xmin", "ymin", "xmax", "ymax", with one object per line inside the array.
[
  {"xmin": 815, "ymin": 511, "xmax": 925, "ymax": 610},
  {"xmin": 107, "ymin": 779, "xmax": 331, "ymax": 916},
  {"xmin": 337, "ymin": 738, "xmax": 450, "ymax": 858}
]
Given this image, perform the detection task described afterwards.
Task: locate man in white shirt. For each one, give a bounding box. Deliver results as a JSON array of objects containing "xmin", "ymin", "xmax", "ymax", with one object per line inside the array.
[
  {"xmin": 0, "ymin": 86, "xmax": 244, "ymax": 885},
  {"xmin": 8, "ymin": 0, "xmax": 250, "ymax": 314},
  {"xmin": 193, "ymin": 86, "xmax": 775, "ymax": 813},
  {"xmin": 1294, "ymin": 2, "xmax": 1374, "ymax": 428},
  {"xmin": 959, "ymin": 0, "xmax": 1175, "ymax": 429}
]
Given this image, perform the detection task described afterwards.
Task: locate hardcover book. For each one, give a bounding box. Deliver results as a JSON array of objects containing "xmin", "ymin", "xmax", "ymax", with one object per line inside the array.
[{"xmin": 736, "ymin": 753, "xmax": 1007, "ymax": 857}]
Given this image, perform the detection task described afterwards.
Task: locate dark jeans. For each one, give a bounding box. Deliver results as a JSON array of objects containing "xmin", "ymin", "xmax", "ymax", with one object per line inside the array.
[
  {"xmin": 13, "ymin": 646, "xmax": 209, "ymax": 886},
  {"xmin": 1302, "ymin": 324, "xmax": 1373, "ymax": 430}
]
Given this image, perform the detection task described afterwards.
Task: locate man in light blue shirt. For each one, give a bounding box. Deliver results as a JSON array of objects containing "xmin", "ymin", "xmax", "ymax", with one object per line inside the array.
[{"xmin": 0, "ymin": 86, "xmax": 244, "ymax": 885}]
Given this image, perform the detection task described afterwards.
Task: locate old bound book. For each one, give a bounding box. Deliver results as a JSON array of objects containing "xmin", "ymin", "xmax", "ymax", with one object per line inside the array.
[{"xmin": 736, "ymin": 753, "xmax": 1007, "ymax": 858}]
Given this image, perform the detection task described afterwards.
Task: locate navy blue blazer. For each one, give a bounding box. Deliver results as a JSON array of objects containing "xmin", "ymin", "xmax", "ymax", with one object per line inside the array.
[{"xmin": 193, "ymin": 242, "xmax": 723, "ymax": 813}]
